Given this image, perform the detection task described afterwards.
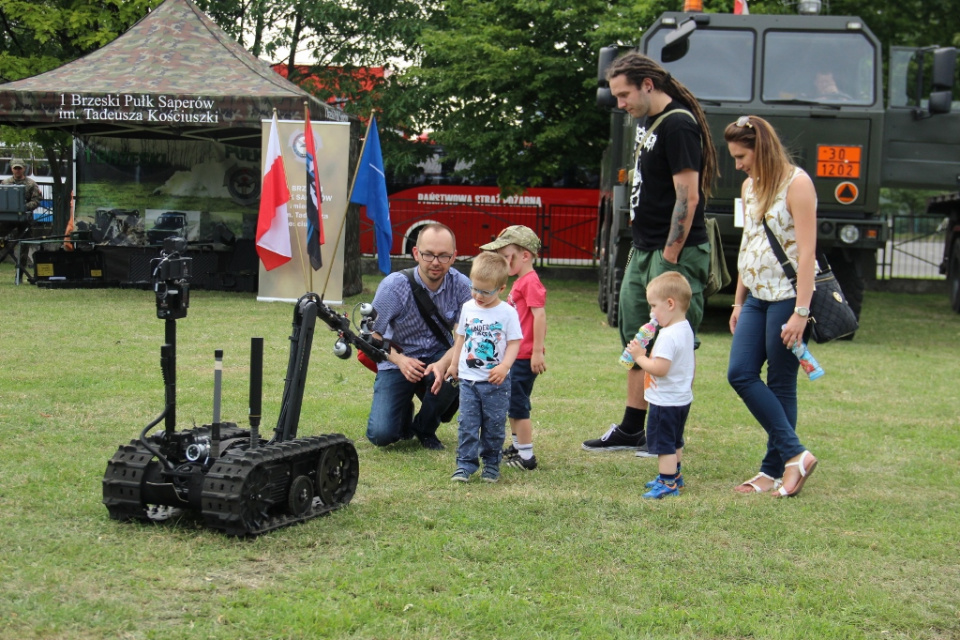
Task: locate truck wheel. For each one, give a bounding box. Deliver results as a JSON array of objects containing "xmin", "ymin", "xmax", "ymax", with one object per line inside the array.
[
  {"xmin": 949, "ymin": 238, "xmax": 960, "ymax": 313},
  {"xmin": 404, "ymin": 227, "xmax": 422, "ymax": 256},
  {"xmin": 826, "ymin": 248, "xmax": 865, "ymax": 320}
]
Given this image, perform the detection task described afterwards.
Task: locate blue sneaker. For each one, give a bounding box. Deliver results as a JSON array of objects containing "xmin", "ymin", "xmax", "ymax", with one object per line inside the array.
[
  {"xmin": 451, "ymin": 469, "xmax": 471, "ymax": 482},
  {"xmin": 645, "ymin": 474, "xmax": 684, "ymax": 489},
  {"xmin": 481, "ymin": 468, "xmax": 500, "ymax": 483},
  {"xmin": 643, "ymin": 479, "xmax": 680, "ymax": 499}
]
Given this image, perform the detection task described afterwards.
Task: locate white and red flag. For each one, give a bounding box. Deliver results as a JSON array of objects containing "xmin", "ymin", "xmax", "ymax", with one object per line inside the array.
[
  {"xmin": 734, "ymin": 0, "xmax": 749, "ymax": 15},
  {"xmin": 256, "ymin": 112, "xmax": 292, "ymax": 271}
]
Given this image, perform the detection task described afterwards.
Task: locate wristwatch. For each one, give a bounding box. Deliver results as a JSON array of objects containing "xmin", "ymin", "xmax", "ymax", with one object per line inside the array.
[{"xmin": 795, "ymin": 306, "xmax": 810, "ymax": 318}]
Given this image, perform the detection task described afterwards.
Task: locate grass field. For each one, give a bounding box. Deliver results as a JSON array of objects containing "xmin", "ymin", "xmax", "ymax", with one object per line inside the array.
[{"xmin": 1, "ymin": 262, "xmax": 958, "ymax": 639}]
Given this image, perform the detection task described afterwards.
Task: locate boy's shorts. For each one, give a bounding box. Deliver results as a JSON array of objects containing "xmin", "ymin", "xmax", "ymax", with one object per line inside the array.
[
  {"xmin": 507, "ymin": 359, "xmax": 538, "ymax": 420},
  {"xmin": 646, "ymin": 403, "xmax": 690, "ymax": 455}
]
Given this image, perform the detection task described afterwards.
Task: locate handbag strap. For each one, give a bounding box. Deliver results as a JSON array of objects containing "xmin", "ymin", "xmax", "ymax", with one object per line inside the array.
[
  {"xmin": 760, "ymin": 217, "xmax": 798, "ymax": 285},
  {"xmin": 403, "ymin": 267, "xmax": 453, "ymax": 349},
  {"xmin": 761, "ymin": 218, "xmax": 831, "ymax": 290}
]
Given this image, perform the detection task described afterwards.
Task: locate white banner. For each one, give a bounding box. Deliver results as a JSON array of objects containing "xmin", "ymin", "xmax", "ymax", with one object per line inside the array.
[{"xmin": 257, "ymin": 119, "xmax": 350, "ymax": 304}]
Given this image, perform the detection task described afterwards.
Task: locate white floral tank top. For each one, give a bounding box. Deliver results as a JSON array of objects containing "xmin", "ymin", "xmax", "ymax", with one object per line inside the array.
[{"xmin": 738, "ymin": 167, "xmax": 816, "ymax": 301}]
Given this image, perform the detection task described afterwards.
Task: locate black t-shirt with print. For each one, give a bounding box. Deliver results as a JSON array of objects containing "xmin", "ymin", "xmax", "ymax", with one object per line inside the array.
[{"xmin": 630, "ymin": 101, "xmax": 708, "ymax": 252}]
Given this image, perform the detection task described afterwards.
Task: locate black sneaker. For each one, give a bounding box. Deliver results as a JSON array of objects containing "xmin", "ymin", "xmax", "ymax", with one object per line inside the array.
[
  {"xmin": 505, "ymin": 454, "xmax": 538, "ymax": 471},
  {"xmin": 502, "ymin": 444, "xmax": 519, "ymax": 458},
  {"xmin": 581, "ymin": 424, "xmax": 645, "ymax": 451},
  {"xmin": 419, "ymin": 435, "xmax": 445, "ymax": 450}
]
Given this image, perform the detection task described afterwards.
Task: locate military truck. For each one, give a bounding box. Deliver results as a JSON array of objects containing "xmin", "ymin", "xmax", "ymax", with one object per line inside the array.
[{"xmin": 595, "ymin": 7, "xmax": 959, "ymax": 326}]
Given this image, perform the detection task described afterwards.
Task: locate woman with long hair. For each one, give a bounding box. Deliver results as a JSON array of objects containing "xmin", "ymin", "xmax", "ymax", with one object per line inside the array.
[{"xmin": 725, "ymin": 115, "xmax": 819, "ymax": 498}]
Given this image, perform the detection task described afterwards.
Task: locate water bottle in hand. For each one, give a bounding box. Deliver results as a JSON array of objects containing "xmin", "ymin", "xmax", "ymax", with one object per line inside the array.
[
  {"xmin": 783, "ymin": 326, "xmax": 824, "ymax": 381},
  {"xmin": 619, "ymin": 316, "xmax": 658, "ymax": 369}
]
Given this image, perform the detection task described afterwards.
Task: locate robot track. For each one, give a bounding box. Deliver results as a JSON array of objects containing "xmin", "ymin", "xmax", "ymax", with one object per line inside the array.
[
  {"xmin": 103, "ymin": 431, "xmax": 359, "ymax": 536},
  {"xmin": 202, "ymin": 434, "xmax": 359, "ymax": 536}
]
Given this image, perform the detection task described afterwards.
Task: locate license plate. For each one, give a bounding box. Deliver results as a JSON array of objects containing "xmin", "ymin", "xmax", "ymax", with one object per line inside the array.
[{"xmin": 816, "ymin": 145, "xmax": 861, "ymax": 178}]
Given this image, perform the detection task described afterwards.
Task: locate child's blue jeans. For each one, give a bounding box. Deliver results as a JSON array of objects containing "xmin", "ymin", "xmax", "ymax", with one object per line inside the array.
[{"xmin": 455, "ymin": 377, "xmax": 510, "ymax": 475}]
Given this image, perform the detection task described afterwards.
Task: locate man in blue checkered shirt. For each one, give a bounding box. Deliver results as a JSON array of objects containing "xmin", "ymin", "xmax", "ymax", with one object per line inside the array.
[{"xmin": 366, "ymin": 223, "xmax": 472, "ymax": 450}]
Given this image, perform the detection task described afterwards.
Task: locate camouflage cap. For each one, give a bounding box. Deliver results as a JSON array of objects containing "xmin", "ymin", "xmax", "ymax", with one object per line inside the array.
[
  {"xmin": 480, "ymin": 225, "xmax": 541, "ymax": 255},
  {"xmin": 10, "ymin": 158, "xmax": 25, "ymax": 169}
]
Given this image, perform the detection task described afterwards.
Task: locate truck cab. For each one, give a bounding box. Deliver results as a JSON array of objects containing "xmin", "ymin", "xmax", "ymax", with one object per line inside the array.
[{"xmin": 596, "ymin": 10, "xmax": 959, "ymax": 324}]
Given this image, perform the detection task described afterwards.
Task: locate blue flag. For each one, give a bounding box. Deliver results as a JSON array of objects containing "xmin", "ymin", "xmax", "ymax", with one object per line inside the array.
[{"xmin": 349, "ymin": 116, "xmax": 392, "ymax": 274}]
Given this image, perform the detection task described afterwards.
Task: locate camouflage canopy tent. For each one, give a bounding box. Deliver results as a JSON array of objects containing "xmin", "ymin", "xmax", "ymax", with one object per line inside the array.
[{"xmin": 0, "ymin": 0, "xmax": 346, "ymax": 146}]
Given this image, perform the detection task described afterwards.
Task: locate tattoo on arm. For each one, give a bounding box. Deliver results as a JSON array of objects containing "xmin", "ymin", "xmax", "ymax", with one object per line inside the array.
[{"xmin": 667, "ymin": 184, "xmax": 689, "ymax": 246}]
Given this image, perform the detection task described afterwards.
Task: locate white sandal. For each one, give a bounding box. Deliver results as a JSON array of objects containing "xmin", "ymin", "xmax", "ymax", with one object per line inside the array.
[
  {"xmin": 774, "ymin": 451, "xmax": 818, "ymax": 498},
  {"xmin": 736, "ymin": 472, "xmax": 777, "ymax": 493}
]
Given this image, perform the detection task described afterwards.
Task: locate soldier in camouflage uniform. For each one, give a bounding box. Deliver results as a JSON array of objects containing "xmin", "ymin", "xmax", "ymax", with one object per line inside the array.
[
  {"xmin": 3, "ymin": 159, "xmax": 42, "ymax": 212},
  {"xmin": 2, "ymin": 158, "xmax": 42, "ymax": 270}
]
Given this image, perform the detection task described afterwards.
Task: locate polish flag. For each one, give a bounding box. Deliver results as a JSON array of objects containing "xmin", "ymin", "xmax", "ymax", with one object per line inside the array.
[
  {"xmin": 734, "ymin": 0, "xmax": 749, "ymax": 14},
  {"xmin": 256, "ymin": 113, "xmax": 292, "ymax": 271}
]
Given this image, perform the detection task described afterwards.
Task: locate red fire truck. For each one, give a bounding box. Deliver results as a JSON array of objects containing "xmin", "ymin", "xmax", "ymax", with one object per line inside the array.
[{"xmin": 357, "ymin": 184, "xmax": 599, "ymax": 263}]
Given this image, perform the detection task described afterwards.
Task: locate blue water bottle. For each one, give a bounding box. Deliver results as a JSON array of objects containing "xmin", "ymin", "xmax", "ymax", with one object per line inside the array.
[{"xmin": 786, "ymin": 338, "xmax": 824, "ymax": 382}]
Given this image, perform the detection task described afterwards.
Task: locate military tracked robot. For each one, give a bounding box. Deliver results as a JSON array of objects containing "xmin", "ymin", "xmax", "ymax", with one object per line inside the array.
[{"xmin": 102, "ymin": 238, "xmax": 389, "ymax": 536}]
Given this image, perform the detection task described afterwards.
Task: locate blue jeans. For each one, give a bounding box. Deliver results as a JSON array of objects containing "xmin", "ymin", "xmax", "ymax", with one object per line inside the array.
[
  {"xmin": 727, "ymin": 295, "xmax": 806, "ymax": 478},
  {"xmin": 455, "ymin": 378, "xmax": 510, "ymax": 475},
  {"xmin": 366, "ymin": 349, "xmax": 459, "ymax": 446}
]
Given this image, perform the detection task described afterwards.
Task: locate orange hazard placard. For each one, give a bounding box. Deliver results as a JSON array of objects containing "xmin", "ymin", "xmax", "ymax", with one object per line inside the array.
[
  {"xmin": 816, "ymin": 145, "xmax": 861, "ymax": 179},
  {"xmin": 834, "ymin": 181, "xmax": 859, "ymax": 205}
]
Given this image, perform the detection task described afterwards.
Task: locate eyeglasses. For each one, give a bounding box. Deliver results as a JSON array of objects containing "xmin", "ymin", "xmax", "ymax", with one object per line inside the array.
[
  {"xmin": 470, "ymin": 285, "xmax": 498, "ymax": 297},
  {"xmin": 419, "ymin": 252, "xmax": 454, "ymax": 264},
  {"xmin": 736, "ymin": 115, "xmax": 753, "ymax": 128}
]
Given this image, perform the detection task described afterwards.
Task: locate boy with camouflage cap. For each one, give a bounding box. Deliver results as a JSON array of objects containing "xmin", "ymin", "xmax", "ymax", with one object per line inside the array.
[{"xmin": 480, "ymin": 225, "xmax": 548, "ymax": 471}]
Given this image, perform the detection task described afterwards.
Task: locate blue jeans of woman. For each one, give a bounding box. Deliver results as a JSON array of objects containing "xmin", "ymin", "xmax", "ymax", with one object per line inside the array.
[
  {"xmin": 727, "ymin": 295, "xmax": 806, "ymax": 478},
  {"xmin": 455, "ymin": 377, "xmax": 510, "ymax": 475}
]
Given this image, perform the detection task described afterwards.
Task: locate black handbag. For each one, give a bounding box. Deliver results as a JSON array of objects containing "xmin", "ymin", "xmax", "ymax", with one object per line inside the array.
[{"xmin": 762, "ymin": 219, "xmax": 859, "ymax": 343}]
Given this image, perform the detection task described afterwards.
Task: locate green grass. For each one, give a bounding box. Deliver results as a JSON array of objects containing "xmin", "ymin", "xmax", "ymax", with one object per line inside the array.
[{"xmin": 1, "ymin": 262, "xmax": 958, "ymax": 640}]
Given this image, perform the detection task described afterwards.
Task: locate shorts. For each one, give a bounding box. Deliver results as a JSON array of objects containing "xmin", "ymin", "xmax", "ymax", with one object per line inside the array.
[
  {"xmin": 618, "ymin": 244, "xmax": 709, "ymax": 348},
  {"xmin": 507, "ymin": 359, "xmax": 538, "ymax": 420},
  {"xmin": 645, "ymin": 403, "xmax": 690, "ymax": 456}
]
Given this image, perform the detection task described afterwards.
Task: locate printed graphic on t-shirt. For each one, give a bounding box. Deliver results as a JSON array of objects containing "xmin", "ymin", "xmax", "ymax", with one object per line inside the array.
[
  {"xmin": 630, "ymin": 125, "xmax": 658, "ymax": 216},
  {"xmin": 464, "ymin": 319, "xmax": 505, "ymax": 370}
]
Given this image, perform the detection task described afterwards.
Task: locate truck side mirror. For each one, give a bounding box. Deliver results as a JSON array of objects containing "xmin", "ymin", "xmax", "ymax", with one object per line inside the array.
[
  {"xmin": 597, "ymin": 45, "xmax": 622, "ymax": 109},
  {"xmin": 597, "ymin": 45, "xmax": 619, "ymax": 85},
  {"xmin": 596, "ymin": 87, "xmax": 617, "ymax": 110},
  {"xmin": 929, "ymin": 47, "xmax": 956, "ymax": 115}
]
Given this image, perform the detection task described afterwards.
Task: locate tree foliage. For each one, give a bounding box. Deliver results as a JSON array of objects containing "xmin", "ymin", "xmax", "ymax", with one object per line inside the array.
[
  {"xmin": 405, "ymin": 0, "xmax": 614, "ymax": 192},
  {"xmin": 0, "ymin": 0, "xmax": 161, "ymax": 231}
]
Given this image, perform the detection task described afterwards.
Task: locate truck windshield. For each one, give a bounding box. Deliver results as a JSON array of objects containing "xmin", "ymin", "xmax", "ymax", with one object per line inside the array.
[
  {"xmin": 763, "ymin": 31, "xmax": 875, "ymax": 105},
  {"xmin": 646, "ymin": 28, "xmax": 755, "ymax": 102}
]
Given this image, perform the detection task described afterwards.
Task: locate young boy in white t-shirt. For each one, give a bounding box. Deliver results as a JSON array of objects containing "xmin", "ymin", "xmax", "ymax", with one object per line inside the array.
[
  {"xmin": 625, "ymin": 271, "xmax": 695, "ymax": 499},
  {"xmin": 437, "ymin": 251, "xmax": 522, "ymax": 484}
]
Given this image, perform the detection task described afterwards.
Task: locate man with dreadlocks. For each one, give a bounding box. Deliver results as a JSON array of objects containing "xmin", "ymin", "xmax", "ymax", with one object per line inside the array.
[{"xmin": 582, "ymin": 52, "xmax": 718, "ymax": 456}]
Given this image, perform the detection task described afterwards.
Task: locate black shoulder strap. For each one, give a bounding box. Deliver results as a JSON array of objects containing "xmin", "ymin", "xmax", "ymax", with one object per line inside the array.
[
  {"xmin": 403, "ymin": 268, "xmax": 453, "ymax": 348},
  {"xmin": 761, "ymin": 218, "xmax": 830, "ymax": 289}
]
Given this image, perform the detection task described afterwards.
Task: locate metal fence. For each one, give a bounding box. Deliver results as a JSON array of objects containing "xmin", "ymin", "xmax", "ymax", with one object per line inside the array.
[
  {"xmin": 877, "ymin": 214, "xmax": 947, "ymax": 280},
  {"xmin": 364, "ymin": 208, "xmax": 947, "ymax": 280}
]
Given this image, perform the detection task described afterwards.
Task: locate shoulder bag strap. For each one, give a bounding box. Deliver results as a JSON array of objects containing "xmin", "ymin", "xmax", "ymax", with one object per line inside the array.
[
  {"xmin": 403, "ymin": 268, "xmax": 454, "ymax": 349},
  {"xmin": 761, "ymin": 217, "xmax": 797, "ymax": 285}
]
